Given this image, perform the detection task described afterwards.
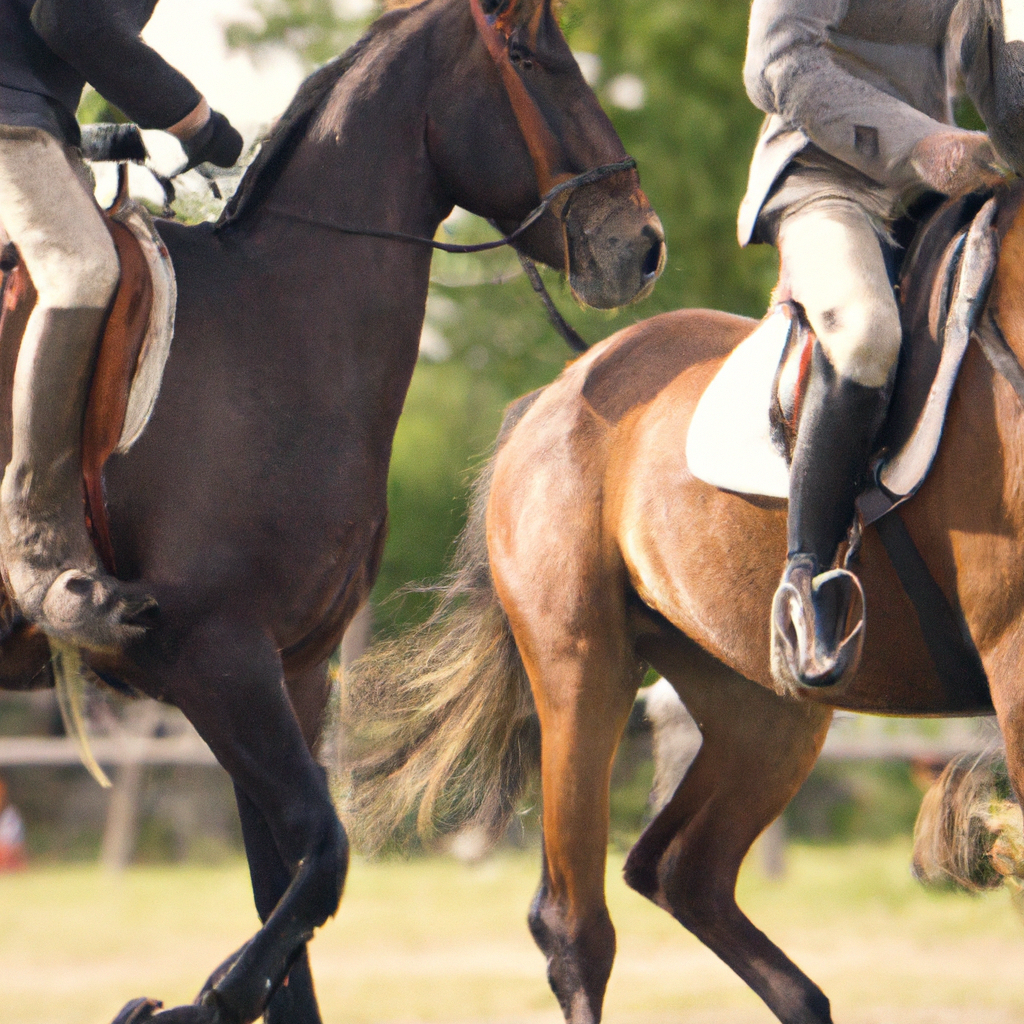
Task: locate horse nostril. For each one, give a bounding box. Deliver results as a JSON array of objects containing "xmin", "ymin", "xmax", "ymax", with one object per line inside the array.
[{"xmin": 641, "ymin": 230, "xmax": 663, "ymax": 280}]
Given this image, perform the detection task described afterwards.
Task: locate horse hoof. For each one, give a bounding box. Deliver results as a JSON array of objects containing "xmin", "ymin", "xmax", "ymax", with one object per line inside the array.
[
  {"xmin": 111, "ymin": 998, "xmax": 163, "ymax": 1024},
  {"xmin": 771, "ymin": 560, "xmax": 865, "ymax": 694},
  {"xmin": 111, "ymin": 997, "xmax": 232, "ymax": 1024}
]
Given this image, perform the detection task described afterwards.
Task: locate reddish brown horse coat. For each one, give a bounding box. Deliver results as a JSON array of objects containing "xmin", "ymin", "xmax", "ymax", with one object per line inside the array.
[
  {"xmin": 0, "ymin": 0, "xmax": 664, "ymax": 1021},
  {"xmin": 478, "ymin": 198, "xmax": 1024, "ymax": 1022}
]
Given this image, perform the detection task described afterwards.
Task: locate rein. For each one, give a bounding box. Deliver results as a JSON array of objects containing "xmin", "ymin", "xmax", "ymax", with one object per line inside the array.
[{"xmin": 261, "ymin": 157, "xmax": 636, "ymax": 254}]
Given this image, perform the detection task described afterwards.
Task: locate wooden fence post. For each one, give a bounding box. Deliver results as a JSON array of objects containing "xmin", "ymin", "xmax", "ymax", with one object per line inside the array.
[{"xmin": 100, "ymin": 703, "xmax": 164, "ymax": 871}]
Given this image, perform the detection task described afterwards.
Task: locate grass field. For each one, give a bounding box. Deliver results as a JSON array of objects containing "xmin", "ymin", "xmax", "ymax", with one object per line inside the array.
[{"xmin": 2, "ymin": 840, "xmax": 1024, "ymax": 1024}]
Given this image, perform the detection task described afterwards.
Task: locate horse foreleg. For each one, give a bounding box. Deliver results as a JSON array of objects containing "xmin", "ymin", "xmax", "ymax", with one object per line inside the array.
[
  {"xmin": 627, "ymin": 639, "xmax": 833, "ymax": 1024},
  {"xmin": 201, "ymin": 660, "xmax": 334, "ymax": 1022},
  {"xmin": 116, "ymin": 627, "xmax": 347, "ymax": 1024},
  {"xmin": 523, "ymin": 647, "xmax": 641, "ymax": 1024}
]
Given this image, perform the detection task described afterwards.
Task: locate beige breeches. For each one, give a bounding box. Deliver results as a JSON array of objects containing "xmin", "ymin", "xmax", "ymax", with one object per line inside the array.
[
  {"xmin": 777, "ymin": 198, "xmax": 901, "ymax": 389},
  {"xmin": 0, "ymin": 126, "xmax": 118, "ymax": 311}
]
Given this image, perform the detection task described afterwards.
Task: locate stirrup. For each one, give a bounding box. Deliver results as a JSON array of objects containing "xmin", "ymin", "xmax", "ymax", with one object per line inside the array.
[{"xmin": 770, "ymin": 554, "xmax": 865, "ymax": 694}]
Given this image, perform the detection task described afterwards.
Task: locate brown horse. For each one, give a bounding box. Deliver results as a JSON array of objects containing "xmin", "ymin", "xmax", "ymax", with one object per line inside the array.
[
  {"xmin": 343, "ymin": 186, "xmax": 1024, "ymax": 1024},
  {"xmin": 0, "ymin": 0, "xmax": 664, "ymax": 1021}
]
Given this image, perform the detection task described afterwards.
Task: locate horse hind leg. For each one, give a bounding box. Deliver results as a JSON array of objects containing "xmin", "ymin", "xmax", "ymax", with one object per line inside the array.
[
  {"xmin": 627, "ymin": 639, "xmax": 833, "ymax": 1024},
  {"xmin": 523, "ymin": 640, "xmax": 643, "ymax": 1024}
]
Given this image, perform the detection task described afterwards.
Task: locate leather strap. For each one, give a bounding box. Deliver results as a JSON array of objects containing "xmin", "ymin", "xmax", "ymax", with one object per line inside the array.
[
  {"xmin": 976, "ymin": 310, "xmax": 1024, "ymax": 405},
  {"xmin": 82, "ymin": 218, "xmax": 153, "ymax": 575},
  {"xmin": 469, "ymin": 0, "xmax": 566, "ymax": 196},
  {"xmin": 872, "ymin": 511, "xmax": 990, "ymax": 709}
]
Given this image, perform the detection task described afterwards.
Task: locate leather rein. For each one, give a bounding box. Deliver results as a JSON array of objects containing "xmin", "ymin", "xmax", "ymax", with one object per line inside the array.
[
  {"xmin": 263, "ymin": 0, "xmax": 638, "ymax": 352},
  {"xmin": 262, "ymin": 157, "xmax": 636, "ymax": 255}
]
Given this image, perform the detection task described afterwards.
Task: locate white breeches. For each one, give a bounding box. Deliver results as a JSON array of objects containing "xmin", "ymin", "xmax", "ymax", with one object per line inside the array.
[
  {"xmin": 0, "ymin": 126, "xmax": 119, "ymax": 312},
  {"xmin": 777, "ymin": 198, "xmax": 901, "ymax": 389}
]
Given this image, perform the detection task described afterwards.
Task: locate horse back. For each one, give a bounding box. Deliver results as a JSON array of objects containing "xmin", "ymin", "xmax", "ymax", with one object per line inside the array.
[{"xmin": 578, "ymin": 308, "xmax": 755, "ymax": 427}]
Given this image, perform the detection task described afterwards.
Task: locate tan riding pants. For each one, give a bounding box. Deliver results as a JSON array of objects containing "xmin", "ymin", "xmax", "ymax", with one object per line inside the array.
[
  {"xmin": 776, "ymin": 197, "xmax": 901, "ymax": 389},
  {"xmin": 0, "ymin": 125, "xmax": 118, "ymax": 311}
]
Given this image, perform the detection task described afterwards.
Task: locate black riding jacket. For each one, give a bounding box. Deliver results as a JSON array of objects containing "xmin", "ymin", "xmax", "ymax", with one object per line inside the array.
[{"xmin": 0, "ymin": 0, "xmax": 202, "ymax": 146}]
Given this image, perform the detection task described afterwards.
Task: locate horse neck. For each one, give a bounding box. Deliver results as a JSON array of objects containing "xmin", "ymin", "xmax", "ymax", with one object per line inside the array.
[{"xmin": 237, "ymin": 12, "xmax": 449, "ymax": 323}]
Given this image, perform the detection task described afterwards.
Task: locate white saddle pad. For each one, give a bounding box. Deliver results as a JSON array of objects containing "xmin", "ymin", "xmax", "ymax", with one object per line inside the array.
[{"xmin": 685, "ymin": 310, "xmax": 791, "ymax": 499}]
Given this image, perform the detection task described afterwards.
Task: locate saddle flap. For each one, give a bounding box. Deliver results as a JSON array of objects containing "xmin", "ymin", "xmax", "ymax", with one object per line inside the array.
[
  {"xmin": 871, "ymin": 193, "xmax": 987, "ymax": 461},
  {"xmin": 874, "ymin": 197, "xmax": 998, "ymax": 504},
  {"xmin": 84, "ymin": 198, "xmax": 176, "ymax": 569}
]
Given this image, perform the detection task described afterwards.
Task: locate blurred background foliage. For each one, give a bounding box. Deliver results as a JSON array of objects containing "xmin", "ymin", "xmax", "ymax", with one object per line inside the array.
[{"xmin": 225, "ymin": 0, "xmax": 779, "ymax": 633}]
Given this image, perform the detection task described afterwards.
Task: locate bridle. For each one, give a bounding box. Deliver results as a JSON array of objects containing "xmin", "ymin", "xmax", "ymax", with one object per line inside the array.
[{"xmin": 261, "ymin": 0, "xmax": 639, "ymax": 350}]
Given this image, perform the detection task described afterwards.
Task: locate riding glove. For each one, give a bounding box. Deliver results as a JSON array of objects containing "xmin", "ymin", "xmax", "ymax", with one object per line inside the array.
[{"xmin": 182, "ymin": 110, "xmax": 243, "ymax": 169}]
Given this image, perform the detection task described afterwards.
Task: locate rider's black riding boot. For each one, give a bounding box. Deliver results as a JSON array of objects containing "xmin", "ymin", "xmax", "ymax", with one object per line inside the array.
[
  {"xmin": 770, "ymin": 341, "xmax": 889, "ymax": 691},
  {"xmin": 0, "ymin": 306, "xmax": 157, "ymax": 652}
]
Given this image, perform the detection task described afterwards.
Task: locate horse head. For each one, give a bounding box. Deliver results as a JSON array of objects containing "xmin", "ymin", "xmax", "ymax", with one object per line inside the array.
[{"xmin": 426, "ymin": 0, "xmax": 665, "ymax": 309}]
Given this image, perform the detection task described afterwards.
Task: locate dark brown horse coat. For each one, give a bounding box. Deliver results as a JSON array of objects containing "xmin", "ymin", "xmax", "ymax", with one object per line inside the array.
[{"xmin": 0, "ymin": 1, "xmax": 664, "ymax": 1022}]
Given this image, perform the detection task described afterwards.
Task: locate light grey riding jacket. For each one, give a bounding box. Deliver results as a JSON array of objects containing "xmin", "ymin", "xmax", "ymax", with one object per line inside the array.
[{"xmin": 739, "ymin": 0, "xmax": 1024, "ymax": 244}]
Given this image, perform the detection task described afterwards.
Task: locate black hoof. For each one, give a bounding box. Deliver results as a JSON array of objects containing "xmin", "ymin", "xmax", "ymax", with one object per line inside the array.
[
  {"xmin": 130, "ymin": 1002, "xmax": 225, "ymax": 1024},
  {"xmin": 771, "ymin": 556, "xmax": 865, "ymax": 694},
  {"xmin": 111, "ymin": 997, "xmax": 163, "ymax": 1024}
]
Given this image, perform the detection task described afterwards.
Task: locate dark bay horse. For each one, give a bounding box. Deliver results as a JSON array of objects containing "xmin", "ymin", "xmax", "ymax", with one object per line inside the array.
[
  {"xmin": 0, "ymin": 0, "xmax": 664, "ymax": 1021},
  {"xmin": 343, "ymin": 186, "xmax": 1024, "ymax": 1024}
]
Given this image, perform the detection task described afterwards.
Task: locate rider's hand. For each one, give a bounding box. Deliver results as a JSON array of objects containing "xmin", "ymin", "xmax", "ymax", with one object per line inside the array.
[
  {"xmin": 910, "ymin": 130, "xmax": 1011, "ymax": 198},
  {"xmin": 181, "ymin": 110, "xmax": 244, "ymax": 170}
]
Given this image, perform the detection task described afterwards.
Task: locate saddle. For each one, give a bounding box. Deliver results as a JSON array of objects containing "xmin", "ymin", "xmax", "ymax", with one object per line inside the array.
[
  {"xmin": 0, "ymin": 160, "xmax": 176, "ymax": 574},
  {"xmin": 687, "ymin": 185, "xmax": 1024, "ymax": 705},
  {"xmin": 687, "ymin": 189, "xmax": 1009, "ymax": 511}
]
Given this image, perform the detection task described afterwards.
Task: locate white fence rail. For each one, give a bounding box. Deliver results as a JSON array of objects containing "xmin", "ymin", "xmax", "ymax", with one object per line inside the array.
[
  {"xmin": 0, "ymin": 732, "xmax": 216, "ymax": 767},
  {"xmin": 0, "ymin": 675, "xmax": 1007, "ymax": 871}
]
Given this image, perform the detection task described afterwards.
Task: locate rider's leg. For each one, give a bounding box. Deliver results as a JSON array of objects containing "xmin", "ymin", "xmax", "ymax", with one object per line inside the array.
[
  {"xmin": 771, "ymin": 198, "xmax": 900, "ymax": 688},
  {"xmin": 0, "ymin": 126, "xmax": 156, "ymax": 651}
]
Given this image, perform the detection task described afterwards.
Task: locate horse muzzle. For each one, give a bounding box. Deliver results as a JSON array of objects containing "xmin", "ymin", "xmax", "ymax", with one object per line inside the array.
[{"xmin": 564, "ymin": 194, "xmax": 665, "ymax": 310}]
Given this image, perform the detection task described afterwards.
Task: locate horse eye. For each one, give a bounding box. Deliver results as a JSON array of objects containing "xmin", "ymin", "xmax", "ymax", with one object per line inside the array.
[{"xmin": 509, "ymin": 43, "xmax": 534, "ymax": 69}]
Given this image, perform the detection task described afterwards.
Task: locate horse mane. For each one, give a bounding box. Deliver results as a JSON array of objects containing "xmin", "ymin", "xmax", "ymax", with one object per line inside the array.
[{"xmin": 216, "ymin": 11, "xmax": 410, "ymax": 230}]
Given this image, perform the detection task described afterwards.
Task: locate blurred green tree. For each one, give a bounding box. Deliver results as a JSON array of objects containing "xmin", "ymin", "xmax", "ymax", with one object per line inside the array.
[
  {"xmin": 225, "ymin": 0, "xmax": 367, "ymax": 68},
  {"xmin": 227, "ymin": 0, "xmax": 777, "ymax": 633}
]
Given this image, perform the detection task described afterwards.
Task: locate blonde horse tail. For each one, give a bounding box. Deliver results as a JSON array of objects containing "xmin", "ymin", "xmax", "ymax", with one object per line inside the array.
[
  {"xmin": 339, "ymin": 393, "xmax": 543, "ymax": 854},
  {"xmin": 913, "ymin": 750, "xmax": 1024, "ymax": 903}
]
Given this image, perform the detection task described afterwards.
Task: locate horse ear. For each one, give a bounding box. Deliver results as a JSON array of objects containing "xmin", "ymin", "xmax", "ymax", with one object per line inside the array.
[{"xmin": 483, "ymin": 0, "xmax": 547, "ymax": 37}]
